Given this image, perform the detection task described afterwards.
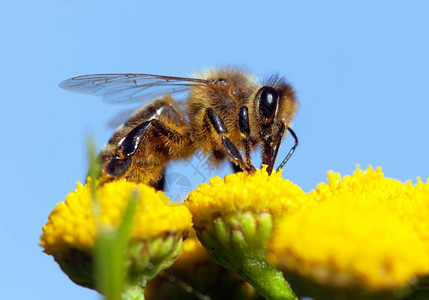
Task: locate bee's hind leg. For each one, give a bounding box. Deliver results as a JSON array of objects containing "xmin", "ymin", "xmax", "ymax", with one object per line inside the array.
[{"xmin": 101, "ymin": 99, "xmax": 194, "ymax": 188}]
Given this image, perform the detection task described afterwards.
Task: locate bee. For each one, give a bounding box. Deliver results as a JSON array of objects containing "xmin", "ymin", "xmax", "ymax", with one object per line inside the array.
[{"xmin": 60, "ymin": 68, "xmax": 298, "ymax": 188}]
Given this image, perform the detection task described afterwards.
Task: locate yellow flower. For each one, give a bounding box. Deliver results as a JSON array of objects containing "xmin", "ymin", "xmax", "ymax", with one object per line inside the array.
[
  {"xmin": 186, "ymin": 166, "xmax": 307, "ymax": 224},
  {"xmin": 40, "ymin": 179, "xmax": 192, "ymax": 289},
  {"xmin": 41, "ymin": 179, "xmax": 191, "ymax": 254},
  {"xmin": 269, "ymin": 166, "xmax": 429, "ymax": 299},
  {"xmin": 185, "ymin": 167, "xmax": 305, "ymax": 300},
  {"xmin": 381, "ymin": 177, "xmax": 429, "ymax": 247}
]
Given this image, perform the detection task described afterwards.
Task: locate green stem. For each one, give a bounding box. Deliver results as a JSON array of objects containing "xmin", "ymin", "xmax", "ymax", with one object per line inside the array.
[{"xmin": 238, "ymin": 259, "xmax": 297, "ymax": 300}]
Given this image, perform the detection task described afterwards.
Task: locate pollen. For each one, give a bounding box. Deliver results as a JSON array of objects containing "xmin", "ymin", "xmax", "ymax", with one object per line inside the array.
[
  {"xmin": 269, "ymin": 166, "xmax": 429, "ymax": 290},
  {"xmin": 40, "ymin": 179, "xmax": 192, "ymax": 256}
]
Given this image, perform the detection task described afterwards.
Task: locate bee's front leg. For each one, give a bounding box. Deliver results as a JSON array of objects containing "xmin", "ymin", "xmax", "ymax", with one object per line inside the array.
[
  {"xmin": 205, "ymin": 108, "xmax": 254, "ymax": 173},
  {"xmin": 238, "ymin": 106, "xmax": 255, "ymax": 171},
  {"xmin": 276, "ymin": 126, "xmax": 299, "ymax": 172}
]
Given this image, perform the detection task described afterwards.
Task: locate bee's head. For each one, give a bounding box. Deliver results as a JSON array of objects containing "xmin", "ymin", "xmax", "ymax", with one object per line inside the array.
[{"xmin": 254, "ymin": 76, "xmax": 297, "ymax": 171}]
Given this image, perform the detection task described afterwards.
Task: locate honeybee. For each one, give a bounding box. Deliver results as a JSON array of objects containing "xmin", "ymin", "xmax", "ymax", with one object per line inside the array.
[{"xmin": 60, "ymin": 68, "xmax": 298, "ymax": 189}]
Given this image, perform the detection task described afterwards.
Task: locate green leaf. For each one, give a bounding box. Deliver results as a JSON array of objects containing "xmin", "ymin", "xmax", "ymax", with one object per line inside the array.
[
  {"xmin": 87, "ymin": 139, "xmax": 143, "ymax": 300},
  {"xmin": 95, "ymin": 191, "xmax": 139, "ymax": 300}
]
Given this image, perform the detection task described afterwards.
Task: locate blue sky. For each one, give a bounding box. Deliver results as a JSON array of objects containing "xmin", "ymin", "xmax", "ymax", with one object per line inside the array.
[{"xmin": 1, "ymin": 1, "xmax": 428, "ymax": 299}]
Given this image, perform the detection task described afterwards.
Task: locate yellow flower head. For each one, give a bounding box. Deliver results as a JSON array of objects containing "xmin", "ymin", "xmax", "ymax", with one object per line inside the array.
[
  {"xmin": 312, "ymin": 166, "xmax": 429, "ymax": 250},
  {"xmin": 40, "ymin": 179, "xmax": 192, "ymax": 291},
  {"xmin": 41, "ymin": 179, "xmax": 192, "ymax": 256},
  {"xmin": 269, "ymin": 166, "xmax": 429, "ymax": 297},
  {"xmin": 185, "ymin": 167, "xmax": 305, "ymax": 300},
  {"xmin": 185, "ymin": 166, "xmax": 307, "ymax": 224}
]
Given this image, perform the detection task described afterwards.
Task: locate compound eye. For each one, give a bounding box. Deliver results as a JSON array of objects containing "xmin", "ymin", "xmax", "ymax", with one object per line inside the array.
[{"xmin": 258, "ymin": 86, "xmax": 279, "ymax": 121}]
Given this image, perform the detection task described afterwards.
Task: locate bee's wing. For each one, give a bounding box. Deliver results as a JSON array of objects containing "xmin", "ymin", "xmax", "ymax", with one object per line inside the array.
[
  {"xmin": 59, "ymin": 73, "xmax": 211, "ymax": 103},
  {"xmin": 106, "ymin": 107, "xmax": 140, "ymax": 128}
]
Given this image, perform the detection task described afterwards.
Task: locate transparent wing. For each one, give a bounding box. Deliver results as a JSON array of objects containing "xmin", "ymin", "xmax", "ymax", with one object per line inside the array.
[
  {"xmin": 59, "ymin": 73, "xmax": 211, "ymax": 103},
  {"xmin": 106, "ymin": 107, "xmax": 139, "ymax": 129}
]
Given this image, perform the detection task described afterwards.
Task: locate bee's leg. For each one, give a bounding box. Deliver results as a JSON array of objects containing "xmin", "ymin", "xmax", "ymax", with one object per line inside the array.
[
  {"xmin": 231, "ymin": 162, "xmax": 243, "ymax": 173},
  {"xmin": 264, "ymin": 123, "xmax": 285, "ymax": 175},
  {"xmin": 276, "ymin": 127, "xmax": 299, "ymax": 171},
  {"xmin": 238, "ymin": 106, "xmax": 255, "ymax": 171},
  {"xmin": 205, "ymin": 108, "xmax": 253, "ymax": 172},
  {"xmin": 116, "ymin": 119, "xmax": 184, "ymax": 157},
  {"xmin": 104, "ymin": 118, "xmax": 186, "ymax": 184},
  {"xmin": 103, "ymin": 100, "xmax": 193, "ymax": 187}
]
